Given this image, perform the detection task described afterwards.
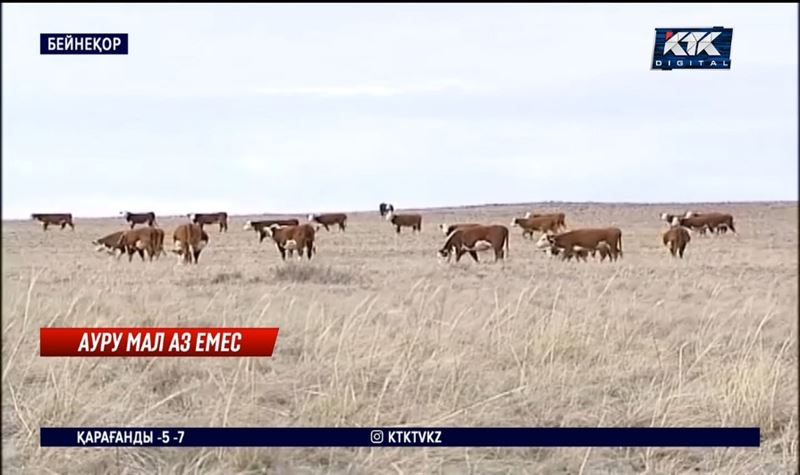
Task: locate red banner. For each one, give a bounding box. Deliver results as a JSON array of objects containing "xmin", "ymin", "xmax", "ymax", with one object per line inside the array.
[{"xmin": 40, "ymin": 328, "xmax": 279, "ymax": 357}]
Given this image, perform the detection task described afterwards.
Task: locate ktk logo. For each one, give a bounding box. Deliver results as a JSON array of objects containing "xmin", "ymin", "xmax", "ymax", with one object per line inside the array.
[
  {"xmin": 663, "ymin": 31, "xmax": 721, "ymax": 56},
  {"xmin": 652, "ymin": 27, "xmax": 732, "ymax": 70}
]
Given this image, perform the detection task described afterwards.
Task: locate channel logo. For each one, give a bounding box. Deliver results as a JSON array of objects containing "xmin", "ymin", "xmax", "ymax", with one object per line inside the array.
[{"xmin": 651, "ymin": 27, "xmax": 732, "ymax": 70}]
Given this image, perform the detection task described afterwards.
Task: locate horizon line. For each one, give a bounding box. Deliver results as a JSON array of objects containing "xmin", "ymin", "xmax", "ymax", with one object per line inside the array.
[{"xmin": 4, "ymin": 199, "xmax": 797, "ymax": 221}]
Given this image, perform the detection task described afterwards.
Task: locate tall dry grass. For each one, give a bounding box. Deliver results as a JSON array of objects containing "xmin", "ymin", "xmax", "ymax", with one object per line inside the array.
[{"xmin": 2, "ymin": 202, "xmax": 798, "ymax": 474}]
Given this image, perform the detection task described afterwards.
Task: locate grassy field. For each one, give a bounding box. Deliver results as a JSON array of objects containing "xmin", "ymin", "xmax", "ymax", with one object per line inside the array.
[{"xmin": 2, "ymin": 202, "xmax": 797, "ymax": 474}]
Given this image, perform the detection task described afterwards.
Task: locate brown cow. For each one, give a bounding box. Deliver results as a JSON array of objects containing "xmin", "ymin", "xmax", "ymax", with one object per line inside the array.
[
  {"xmin": 92, "ymin": 231, "xmax": 126, "ymax": 258},
  {"xmin": 524, "ymin": 212, "xmax": 566, "ymax": 231},
  {"xmin": 536, "ymin": 228, "xmax": 623, "ymax": 261},
  {"xmin": 264, "ymin": 224, "xmax": 316, "ymax": 260},
  {"xmin": 386, "ymin": 211, "xmax": 422, "ymax": 234},
  {"xmin": 189, "ymin": 212, "xmax": 228, "ymax": 232},
  {"xmin": 683, "ymin": 211, "xmax": 736, "ymax": 235},
  {"xmin": 510, "ymin": 215, "xmax": 561, "ymax": 239},
  {"xmin": 244, "ymin": 219, "xmax": 300, "ymax": 242},
  {"xmin": 438, "ymin": 223, "xmax": 481, "ymax": 236},
  {"xmin": 663, "ymin": 220, "xmax": 691, "ymax": 258},
  {"xmin": 308, "ymin": 213, "xmax": 347, "ymax": 232},
  {"xmin": 31, "ymin": 213, "xmax": 74, "ymax": 231},
  {"xmin": 172, "ymin": 223, "xmax": 210, "ymax": 264},
  {"xmin": 118, "ymin": 227, "xmax": 161, "ymax": 262},
  {"xmin": 438, "ymin": 225, "xmax": 509, "ymax": 263},
  {"xmin": 121, "ymin": 211, "xmax": 156, "ymax": 229}
]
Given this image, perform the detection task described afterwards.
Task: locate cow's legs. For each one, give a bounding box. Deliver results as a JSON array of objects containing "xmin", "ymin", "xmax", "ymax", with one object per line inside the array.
[
  {"xmin": 279, "ymin": 246, "xmax": 287, "ymax": 261},
  {"xmin": 43, "ymin": 222, "xmax": 49, "ymax": 231}
]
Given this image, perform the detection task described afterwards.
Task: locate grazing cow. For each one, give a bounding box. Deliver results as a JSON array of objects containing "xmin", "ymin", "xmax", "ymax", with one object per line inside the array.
[
  {"xmin": 189, "ymin": 212, "xmax": 228, "ymax": 232},
  {"xmin": 244, "ymin": 219, "xmax": 301, "ymax": 242},
  {"xmin": 663, "ymin": 219, "xmax": 691, "ymax": 258},
  {"xmin": 683, "ymin": 211, "xmax": 736, "ymax": 235},
  {"xmin": 438, "ymin": 225, "xmax": 509, "ymax": 263},
  {"xmin": 308, "ymin": 213, "xmax": 347, "ymax": 232},
  {"xmin": 385, "ymin": 211, "xmax": 422, "ymax": 234},
  {"xmin": 524, "ymin": 212, "xmax": 567, "ymax": 231},
  {"xmin": 536, "ymin": 228, "xmax": 623, "ymax": 262},
  {"xmin": 121, "ymin": 211, "xmax": 156, "ymax": 229},
  {"xmin": 379, "ymin": 203, "xmax": 395, "ymax": 217},
  {"xmin": 172, "ymin": 223, "xmax": 210, "ymax": 264},
  {"xmin": 263, "ymin": 224, "xmax": 316, "ymax": 260},
  {"xmin": 118, "ymin": 227, "xmax": 161, "ymax": 262},
  {"xmin": 438, "ymin": 223, "xmax": 481, "ymax": 236},
  {"xmin": 510, "ymin": 215, "xmax": 562, "ymax": 239},
  {"xmin": 92, "ymin": 231, "xmax": 126, "ymax": 258},
  {"xmin": 31, "ymin": 213, "xmax": 74, "ymax": 231}
]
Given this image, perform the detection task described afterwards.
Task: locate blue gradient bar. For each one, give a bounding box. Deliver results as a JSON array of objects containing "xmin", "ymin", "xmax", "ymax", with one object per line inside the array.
[{"xmin": 41, "ymin": 427, "xmax": 761, "ymax": 448}]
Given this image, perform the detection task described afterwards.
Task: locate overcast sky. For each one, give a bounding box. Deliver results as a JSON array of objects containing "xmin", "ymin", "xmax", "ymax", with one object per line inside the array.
[{"xmin": 2, "ymin": 4, "xmax": 797, "ymax": 218}]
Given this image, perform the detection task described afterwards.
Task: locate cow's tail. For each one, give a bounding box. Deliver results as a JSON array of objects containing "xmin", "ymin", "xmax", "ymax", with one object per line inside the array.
[
  {"xmin": 617, "ymin": 233, "xmax": 623, "ymax": 258},
  {"xmin": 505, "ymin": 229, "xmax": 510, "ymax": 258},
  {"xmin": 728, "ymin": 217, "xmax": 736, "ymax": 233}
]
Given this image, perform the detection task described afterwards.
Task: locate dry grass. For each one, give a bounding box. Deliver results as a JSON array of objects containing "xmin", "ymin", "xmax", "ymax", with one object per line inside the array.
[{"xmin": 2, "ymin": 202, "xmax": 798, "ymax": 474}]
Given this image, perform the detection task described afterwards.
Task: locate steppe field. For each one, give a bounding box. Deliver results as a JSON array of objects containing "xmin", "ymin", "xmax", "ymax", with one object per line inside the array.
[{"xmin": 2, "ymin": 202, "xmax": 798, "ymax": 474}]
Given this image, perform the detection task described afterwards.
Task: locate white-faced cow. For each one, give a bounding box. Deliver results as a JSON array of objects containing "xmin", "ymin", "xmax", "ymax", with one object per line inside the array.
[
  {"xmin": 263, "ymin": 224, "xmax": 316, "ymax": 260},
  {"xmin": 536, "ymin": 228, "xmax": 623, "ymax": 262},
  {"xmin": 31, "ymin": 213, "xmax": 74, "ymax": 231},
  {"xmin": 438, "ymin": 225, "xmax": 509, "ymax": 263},
  {"xmin": 189, "ymin": 212, "xmax": 228, "ymax": 232},
  {"xmin": 385, "ymin": 210, "xmax": 422, "ymax": 234},
  {"xmin": 92, "ymin": 231, "xmax": 126, "ymax": 258},
  {"xmin": 121, "ymin": 211, "xmax": 156, "ymax": 229},
  {"xmin": 244, "ymin": 219, "xmax": 300, "ymax": 242},
  {"xmin": 683, "ymin": 211, "xmax": 736, "ymax": 235},
  {"xmin": 308, "ymin": 213, "xmax": 347, "ymax": 232},
  {"xmin": 172, "ymin": 223, "xmax": 210, "ymax": 264}
]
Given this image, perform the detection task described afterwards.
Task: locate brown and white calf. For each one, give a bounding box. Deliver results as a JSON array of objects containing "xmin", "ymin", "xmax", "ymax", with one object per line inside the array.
[
  {"xmin": 121, "ymin": 211, "xmax": 156, "ymax": 228},
  {"xmin": 438, "ymin": 225, "xmax": 509, "ymax": 263},
  {"xmin": 385, "ymin": 211, "xmax": 422, "ymax": 234},
  {"xmin": 263, "ymin": 224, "xmax": 316, "ymax": 260},
  {"xmin": 244, "ymin": 219, "xmax": 300, "ymax": 242},
  {"xmin": 662, "ymin": 219, "xmax": 691, "ymax": 258},
  {"xmin": 31, "ymin": 213, "xmax": 74, "ymax": 231},
  {"xmin": 172, "ymin": 223, "xmax": 210, "ymax": 264},
  {"xmin": 511, "ymin": 215, "xmax": 562, "ymax": 239},
  {"xmin": 308, "ymin": 213, "xmax": 347, "ymax": 232},
  {"xmin": 536, "ymin": 228, "xmax": 623, "ymax": 262},
  {"xmin": 189, "ymin": 212, "xmax": 228, "ymax": 232}
]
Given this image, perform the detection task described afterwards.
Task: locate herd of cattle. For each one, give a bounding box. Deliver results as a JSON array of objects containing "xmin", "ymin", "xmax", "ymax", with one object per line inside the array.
[{"xmin": 27, "ymin": 205, "xmax": 737, "ymax": 264}]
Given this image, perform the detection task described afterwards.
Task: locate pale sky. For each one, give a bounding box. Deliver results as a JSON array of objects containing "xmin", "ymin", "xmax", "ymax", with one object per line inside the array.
[{"xmin": 2, "ymin": 4, "xmax": 797, "ymax": 219}]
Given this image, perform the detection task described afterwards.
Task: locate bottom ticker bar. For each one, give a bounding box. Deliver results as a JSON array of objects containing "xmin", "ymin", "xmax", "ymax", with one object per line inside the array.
[{"xmin": 41, "ymin": 427, "xmax": 761, "ymax": 448}]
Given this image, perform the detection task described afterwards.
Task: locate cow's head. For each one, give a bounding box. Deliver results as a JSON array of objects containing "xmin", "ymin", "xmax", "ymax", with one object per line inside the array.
[
  {"xmin": 438, "ymin": 246, "xmax": 452, "ymax": 262},
  {"xmin": 439, "ymin": 223, "xmax": 449, "ymax": 235},
  {"xmin": 510, "ymin": 218, "xmax": 521, "ymax": 227},
  {"xmin": 535, "ymin": 233, "xmax": 555, "ymax": 250},
  {"xmin": 264, "ymin": 224, "xmax": 281, "ymax": 238},
  {"xmin": 684, "ymin": 211, "xmax": 695, "ymax": 219},
  {"xmin": 187, "ymin": 213, "xmax": 195, "ymax": 222},
  {"xmin": 307, "ymin": 214, "xmax": 316, "ymax": 222},
  {"xmin": 243, "ymin": 220, "xmax": 253, "ymax": 231},
  {"xmin": 524, "ymin": 211, "xmax": 532, "ymax": 219},
  {"xmin": 385, "ymin": 210, "xmax": 394, "ymax": 222},
  {"xmin": 671, "ymin": 217, "xmax": 681, "ymax": 227},
  {"xmin": 660, "ymin": 213, "xmax": 670, "ymax": 221}
]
